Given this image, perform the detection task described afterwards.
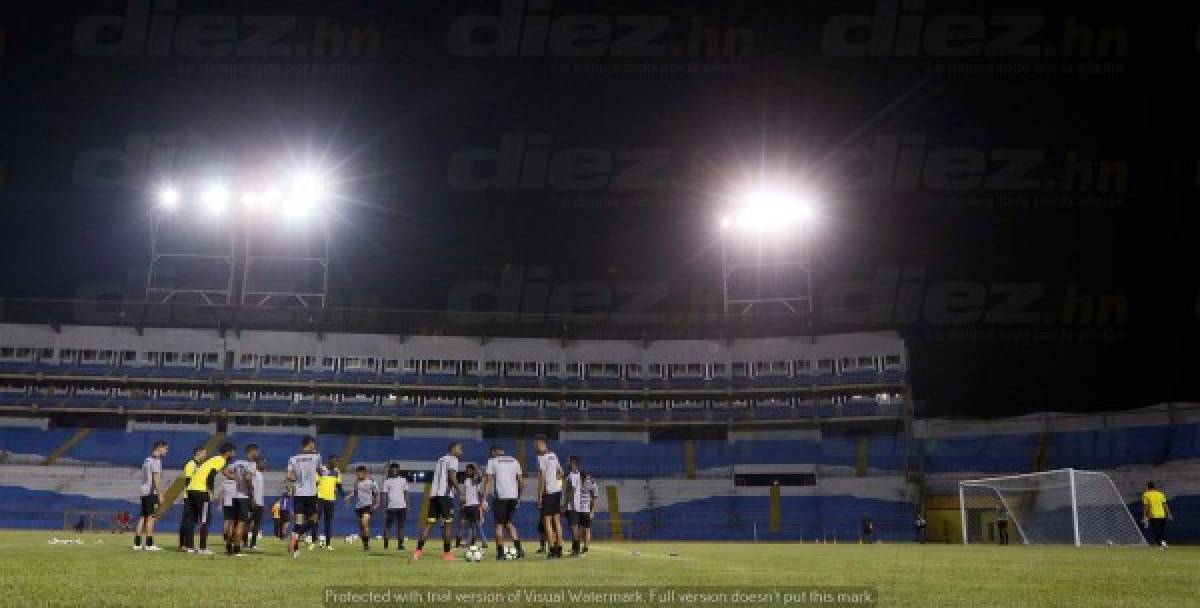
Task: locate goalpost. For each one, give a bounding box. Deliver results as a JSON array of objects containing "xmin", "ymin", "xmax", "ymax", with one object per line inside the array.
[{"xmin": 958, "ymin": 468, "xmax": 1145, "ymax": 547}]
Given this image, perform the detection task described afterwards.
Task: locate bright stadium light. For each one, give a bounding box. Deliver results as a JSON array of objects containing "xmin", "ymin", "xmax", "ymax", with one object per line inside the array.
[
  {"xmin": 156, "ymin": 186, "xmax": 180, "ymax": 210},
  {"xmin": 200, "ymin": 184, "xmax": 230, "ymax": 215},
  {"xmin": 722, "ymin": 181, "xmax": 818, "ymax": 233},
  {"xmin": 240, "ymin": 187, "xmax": 281, "ymax": 213},
  {"xmin": 285, "ymin": 170, "xmax": 329, "ymax": 215},
  {"xmin": 718, "ymin": 177, "xmax": 822, "ymax": 316}
]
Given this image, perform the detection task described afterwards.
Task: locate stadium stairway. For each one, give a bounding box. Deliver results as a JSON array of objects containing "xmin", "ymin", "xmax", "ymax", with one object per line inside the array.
[
  {"xmin": 41, "ymin": 429, "xmax": 91, "ymax": 465},
  {"xmin": 338, "ymin": 435, "xmax": 360, "ymax": 470}
]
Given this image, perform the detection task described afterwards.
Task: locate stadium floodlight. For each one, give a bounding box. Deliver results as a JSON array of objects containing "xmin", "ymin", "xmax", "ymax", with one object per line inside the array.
[
  {"xmin": 240, "ymin": 187, "xmax": 281, "ymax": 213},
  {"xmin": 156, "ymin": 186, "xmax": 180, "ymax": 211},
  {"xmin": 284, "ymin": 170, "xmax": 330, "ymax": 216},
  {"xmin": 200, "ymin": 184, "xmax": 230, "ymax": 216},
  {"xmin": 721, "ymin": 181, "xmax": 818, "ymax": 233},
  {"xmin": 718, "ymin": 178, "xmax": 820, "ymax": 315}
]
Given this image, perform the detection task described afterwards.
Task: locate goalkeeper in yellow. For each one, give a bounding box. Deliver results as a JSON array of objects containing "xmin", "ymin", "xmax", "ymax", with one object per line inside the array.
[{"xmin": 1141, "ymin": 481, "xmax": 1172, "ymax": 549}]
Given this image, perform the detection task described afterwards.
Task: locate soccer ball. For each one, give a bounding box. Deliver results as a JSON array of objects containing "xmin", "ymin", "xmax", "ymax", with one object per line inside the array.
[
  {"xmin": 503, "ymin": 546, "xmax": 519, "ymax": 560},
  {"xmin": 344, "ymin": 535, "xmax": 356, "ymax": 544},
  {"xmin": 464, "ymin": 546, "xmax": 483, "ymax": 562}
]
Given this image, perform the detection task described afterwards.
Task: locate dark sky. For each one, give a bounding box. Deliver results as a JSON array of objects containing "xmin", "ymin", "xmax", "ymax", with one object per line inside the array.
[{"xmin": 0, "ymin": 1, "xmax": 1196, "ymax": 416}]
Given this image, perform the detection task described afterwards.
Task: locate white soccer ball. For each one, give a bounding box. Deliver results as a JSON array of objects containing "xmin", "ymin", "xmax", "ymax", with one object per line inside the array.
[
  {"xmin": 464, "ymin": 546, "xmax": 483, "ymax": 562},
  {"xmin": 344, "ymin": 535, "xmax": 355, "ymax": 544},
  {"xmin": 504, "ymin": 546, "xmax": 519, "ymax": 560}
]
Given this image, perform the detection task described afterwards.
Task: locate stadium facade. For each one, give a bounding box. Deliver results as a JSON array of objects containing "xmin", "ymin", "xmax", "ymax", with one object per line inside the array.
[{"xmin": 0, "ymin": 308, "xmax": 1195, "ymax": 543}]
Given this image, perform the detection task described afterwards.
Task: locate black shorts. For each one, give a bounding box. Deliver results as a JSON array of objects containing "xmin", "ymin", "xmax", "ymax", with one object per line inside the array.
[
  {"xmin": 223, "ymin": 504, "xmax": 237, "ymax": 521},
  {"xmin": 231, "ymin": 498, "xmax": 252, "ymax": 522},
  {"xmin": 386, "ymin": 508, "xmax": 407, "ymax": 526},
  {"xmin": 577, "ymin": 512, "xmax": 592, "ymax": 529},
  {"xmin": 318, "ymin": 498, "xmax": 337, "ymax": 518},
  {"xmin": 997, "ymin": 520, "xmax": 1009, "ymax": 529},
  {"xmin": 293, "ymin": 496, "xmax": 317, "ymax": 519},
  {"xmin": 139, "ymin": 494, "xmax": 159, "ymax": 517},
  {"xmin": 493, "ymin": 499, "xmax": 518, "ymax": 525},
  {"xmin": 541, "ymin": 492, "xmax": 562, "ymax": 516},
  {"xmin": 185, "ymin": 490, "xmax": 211, "ymax": 525},
  {"xmin": 462, "ymin": 505, "xmax": 480, "ymax": 523},
  {"xmin": 427, "ymin": 496, "xmax": 453, "ymax": 523},
  {"xmin": 355, "ymin": 506, "xmax": 373, "ymax": 517}
]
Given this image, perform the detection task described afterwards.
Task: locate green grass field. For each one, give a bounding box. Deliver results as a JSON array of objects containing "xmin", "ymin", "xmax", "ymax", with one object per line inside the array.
[{"xmin": 0, "ymin": 531, "xmax": 1193, "ymax": 607}]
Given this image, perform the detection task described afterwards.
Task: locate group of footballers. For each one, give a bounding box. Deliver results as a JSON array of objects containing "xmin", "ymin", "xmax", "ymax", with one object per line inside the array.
[{"xmin": 131, "ymin": 434, "xmax": 600, "ymax": 561}]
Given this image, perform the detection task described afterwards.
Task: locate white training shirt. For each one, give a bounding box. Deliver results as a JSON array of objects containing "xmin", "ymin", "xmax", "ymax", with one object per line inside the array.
[
  {"xmin": 578, "ymin": 478, "xmax": 598, "ymax": 512},
  {"xmin": 485, "ymin": 455, "xmax": 522, "ymax": 500},
  {"xmin": 252, "ymin": 470, "xmax": 265, "ymax": 507},
  {"xmin": 430, "ymin": 454, "xmax": 458, "ymax": 497},
  {"xmin": 353, "ymin": 478, "xmax": 379, "ymax": 509},
  {"xmin": 538, "ymin": 451, "xmax": 563, "ymax": 494},
  {"xmin": 140, "ymin": 456, "xmax": 162, "ymax": 496},
  {"xmin": 221, "ymin": 477, "xmax": 237, "ymax": 507},
  {"xmin": 287, "ymin": 452, "xmax": 322, "ymax": 497},
  {"xmin": 382, "ymin": 476, "xmax": 408, "ymax": 509},
  {"xmin": 462, "ymin": 478, "xmax": 481, "ymax": 507},
  {"xmin": 231, "ymin": 459, "xmax": 258, "ymax": 499},
  {"xmin": 565, "ymin": 470, "xmax": 582, "ymax": 511}
]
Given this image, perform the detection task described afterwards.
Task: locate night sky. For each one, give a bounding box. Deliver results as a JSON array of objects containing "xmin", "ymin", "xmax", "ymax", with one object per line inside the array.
[{"xmin": 0, "ymin": 1, "xmax": 1196, "ymax": 416}]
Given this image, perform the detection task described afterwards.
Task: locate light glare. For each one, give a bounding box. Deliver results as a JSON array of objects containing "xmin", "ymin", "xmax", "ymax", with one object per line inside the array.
[
  {"xmin": 200, "ymin": 185, "xmax": 229, "ymax": 215},
  {"xmin": 157, "ymin": 186, "xmax": 180, "ymax": 210},
  {"xmin": 723, "ymin": 182, "xmax": 818, "ymax": 232}
]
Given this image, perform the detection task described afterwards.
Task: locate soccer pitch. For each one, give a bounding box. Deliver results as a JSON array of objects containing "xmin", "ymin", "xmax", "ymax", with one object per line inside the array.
[{"xmin": 0, "ymin": 531, "xmax": 1193, "ymax": 608}]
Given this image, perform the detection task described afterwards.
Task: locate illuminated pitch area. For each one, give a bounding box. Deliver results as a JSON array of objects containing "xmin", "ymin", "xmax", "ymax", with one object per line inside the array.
[{"xmin": 0, "ymin": 532, "xmax": 1193, "ymax": 608}]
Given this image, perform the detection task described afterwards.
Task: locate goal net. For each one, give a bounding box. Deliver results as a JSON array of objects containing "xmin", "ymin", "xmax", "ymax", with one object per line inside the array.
[
  {"xmin": 959, "ymin": 469, "xmax": 1145, "ymax": 546},
  {"xmin": 63, "ymin": 510, "xmax": 118, "ymax": 533}
]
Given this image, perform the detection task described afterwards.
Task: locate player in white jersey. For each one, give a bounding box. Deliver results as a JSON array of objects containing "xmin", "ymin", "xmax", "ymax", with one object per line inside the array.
[
  {"xmin": 482, "ymin": 445, "xmax": 525, "ymax": 560},
  {"xmin": 456, "ymin": 463, "xmax": 486, "ymax": 548},
  {"xmin": 286, "ymin": 435, "xmax": 322, "ymax": 558},
  {"xmin": 217, "ymin": 448, "xmax": 240, "ymax": 556},
  {"xmin": 412, "ymin": 442, "xmax": 463, "ymax": 561},
  {"xmin": 133, "ymin": 440, "xmax": 168, "ymax": 551},
  {"xmin": 222, "ymin": 444, "xmax": 257, "ymax": 556},
  {"xmin": 563, "ymin": 455, "xmax": 582, "ymax": 556},
  {"xmin": 381, "ymin": 463, "xmax": 409, "ymax": 550},
  {"xmin": 246, "ymin": 456, "xmax": 266, "ymax": 550},
  {"xmin": 565, "ymin": 456, "xmax": 598, "ymax": 556},
  {"xmin": 534, "ymin": 434, "xmax": 565, "ymax": 559},
  {"xmin": 346, "ymin": 466, "xmax": 380, "ymax": 550},
  {"xmin": 577, "ymin": 473, "xmax": 598, "ymax": 553}
]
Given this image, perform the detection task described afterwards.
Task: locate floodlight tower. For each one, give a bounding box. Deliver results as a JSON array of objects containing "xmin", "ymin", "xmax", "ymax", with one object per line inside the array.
[
  {"xmin": 239, "ymin": 171, "xmax": 332, "ymax": 308},
  {"xmin": 718, "ymin": 181, "xmax": 818, "ymax": 316},
  {"xmin": 145, "ymin": 183, "xmax": 237, "ymax": 305}
]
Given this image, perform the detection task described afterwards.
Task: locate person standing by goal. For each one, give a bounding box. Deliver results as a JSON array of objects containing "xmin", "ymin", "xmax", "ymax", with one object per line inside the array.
[
  {"xmin": 133, "ymin": 440, "xmax": 167, "ymax": 551},
  {"xmin": 995, "ymin": 500, "xmax": 1010, "ymax": 545},
  {"xmin": 1141, "ymin": 481, "xmax": 1173, "ymax": 549}
]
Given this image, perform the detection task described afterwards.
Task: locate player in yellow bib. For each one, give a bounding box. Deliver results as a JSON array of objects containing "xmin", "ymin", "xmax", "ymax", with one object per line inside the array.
[
  {"xmin": 184, "ymin": 443, "xmax": 235, "ymax": 555},
  {"xmin": 1141, "ymin": 481, "xmax": 1173, "ymax": 549},
  {"xmin": 314, "ymin": 462, "xmax": 343, "ymax": 549},
  {"xmin": 177, "ymin": 447, "xmax": 205, "ymax": 552}
]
